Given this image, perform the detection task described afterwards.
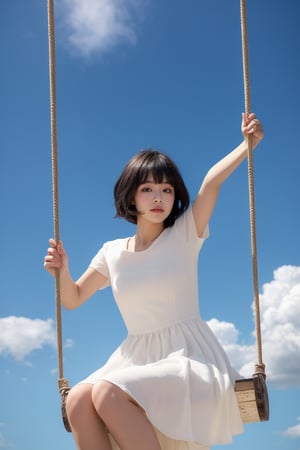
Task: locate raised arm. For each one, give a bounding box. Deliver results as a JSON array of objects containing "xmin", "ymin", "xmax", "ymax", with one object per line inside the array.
[
  {"xmin": 44, "ymin": 239, "xmax": 108, "ymax": 310},
  {"xmin": 192, "ymin": 113, "xmax": 264, "ymax": 237}
]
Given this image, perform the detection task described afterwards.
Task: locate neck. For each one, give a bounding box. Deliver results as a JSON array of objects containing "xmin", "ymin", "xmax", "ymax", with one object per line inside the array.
[{"xmin": 131, "ymin": 223, "xmax": 164, "ymax": 252}]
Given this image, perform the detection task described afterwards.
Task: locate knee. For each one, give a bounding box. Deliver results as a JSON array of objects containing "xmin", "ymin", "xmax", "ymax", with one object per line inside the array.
[
  {"xmin": 92, "ymin": 380, "xmax": 124, "ymax": 420},
  {"xmin": 66, "ymin": 383, "xmax": 93, "ymax": 426}
]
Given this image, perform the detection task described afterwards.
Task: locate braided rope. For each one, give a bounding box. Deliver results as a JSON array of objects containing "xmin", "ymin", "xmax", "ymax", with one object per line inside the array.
[
  {"xmin": 240, "ymin": 0, "xmax": 265, "ymax": 375},
  {"xmin": 47, "ymin": 0, "xmax": 70, "ymax": 394}
]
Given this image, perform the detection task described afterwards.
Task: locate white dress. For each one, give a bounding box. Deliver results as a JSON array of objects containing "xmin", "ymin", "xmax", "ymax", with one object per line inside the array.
[{"xmin": 81, "ymin": 207, "xmax": 244, "ymax": 449}]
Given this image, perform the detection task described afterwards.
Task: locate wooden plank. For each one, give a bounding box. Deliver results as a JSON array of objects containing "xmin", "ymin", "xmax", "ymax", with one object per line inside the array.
[
  {"xmin": 235, "ymin": 379, "xmax": 255, "ymax": 391},
  {"xmin": 236, "ymin": 389, "xmax": 256, "ymax": 402},
  {"xmin": 235, "ymin": 378, "xmax": 259, "ymax": 423},
  {"xmin": 238, "ymin": 400, "xmax": 260, "ymax": 423}
]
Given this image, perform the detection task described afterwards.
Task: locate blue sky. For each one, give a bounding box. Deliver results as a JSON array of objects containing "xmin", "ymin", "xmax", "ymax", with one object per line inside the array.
[{"xmin": 1, "ymin": 0, "xmax": 300, "ymax": 449}]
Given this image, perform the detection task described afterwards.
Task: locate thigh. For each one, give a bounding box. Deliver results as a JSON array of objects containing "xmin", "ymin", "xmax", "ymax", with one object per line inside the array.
[
  {"xmin": 91, "ymin": 380, "xmax": 140, "ymax": 410},
  {"xmin": 66, "ymin": 383, "xmax": 94, "ymax": 415}
]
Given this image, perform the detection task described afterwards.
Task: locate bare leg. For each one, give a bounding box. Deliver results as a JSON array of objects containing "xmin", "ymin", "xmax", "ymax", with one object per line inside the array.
[
  {"xmin": 92, "ymin": 381, "xmax": 161, "ymax": 450},
  {"xmin": 66, "ymin": 383, "xmax": 112, "ymax": 450}
]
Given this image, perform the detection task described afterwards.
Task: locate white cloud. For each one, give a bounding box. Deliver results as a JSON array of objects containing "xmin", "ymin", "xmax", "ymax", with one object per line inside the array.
[
  {"xmin": 58, "ymin": 0, "xmax": 147, "ymax": 57},
  {"xmin": 259, "ymin": 265, "xmax": 300, "ymax": 387},
  {"xmin": 207, "ymin": 318, "xmax": 257, "ymax": 378},
  {"xmin": 283, "ymin": 417, "xmax": 300, "ymax": 438},
  {"xmin": 207, "ymin": 265, "xmax": 300, "ymax": 388},
  {"xmin": 0, "ymin": 316, "xmax": 56, "ymax": 361}
]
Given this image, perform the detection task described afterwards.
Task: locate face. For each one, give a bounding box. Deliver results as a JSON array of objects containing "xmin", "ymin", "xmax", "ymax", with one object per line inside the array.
[{"xmin": 134, "ymin": 177, "xmax": 175, "ymax": 225}]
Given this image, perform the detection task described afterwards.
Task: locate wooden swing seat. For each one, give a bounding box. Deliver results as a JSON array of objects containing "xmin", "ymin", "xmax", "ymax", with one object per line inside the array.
[{"xmin": 235, "ymin": 374, "xmax": 269, "ymax": 423}]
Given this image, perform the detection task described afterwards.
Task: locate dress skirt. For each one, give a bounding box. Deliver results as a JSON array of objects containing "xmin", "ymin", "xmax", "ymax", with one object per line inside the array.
[{"xmin": 80, "ymin": 317, "xmax": 244, "ymax": 449}]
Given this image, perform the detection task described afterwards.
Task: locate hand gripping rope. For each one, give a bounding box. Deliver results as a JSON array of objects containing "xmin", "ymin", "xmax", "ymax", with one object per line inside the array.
[{"xmin": 47, "ymin": 0, "xmax": 269, "ymax": 431}]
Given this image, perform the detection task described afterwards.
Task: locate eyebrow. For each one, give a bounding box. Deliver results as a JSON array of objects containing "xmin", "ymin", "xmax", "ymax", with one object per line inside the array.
[{"xmin": 141, "ymin": 179, "xmax": 172, "ymax": 184}]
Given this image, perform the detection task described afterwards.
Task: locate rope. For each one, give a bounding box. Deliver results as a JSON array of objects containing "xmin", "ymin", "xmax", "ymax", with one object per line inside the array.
[
  {"xmin": 47, "ymin": 0, "xmax": 70, "ymax": 396},
  {"xmin": 240, "ymin": 0, "xmax": 265, "ymax": 376}
]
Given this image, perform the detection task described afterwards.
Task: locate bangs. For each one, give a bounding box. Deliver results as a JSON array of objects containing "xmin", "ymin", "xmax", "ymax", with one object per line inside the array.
[{"xmin": 136, "ymin": 153, "xmax": 176, "ymax": 186}]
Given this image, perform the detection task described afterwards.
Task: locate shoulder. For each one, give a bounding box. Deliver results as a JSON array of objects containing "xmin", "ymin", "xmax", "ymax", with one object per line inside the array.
[
  {"xmin": 89, "ymin": 237, "xmax": 128, "ymax": 278},
  {"xmin": 95, "ymin": 237, "xmax": 128, "ymax": 257},
  {"xmin": 173, "ymin": 207, "xmax": 209, "ymax": 242}
]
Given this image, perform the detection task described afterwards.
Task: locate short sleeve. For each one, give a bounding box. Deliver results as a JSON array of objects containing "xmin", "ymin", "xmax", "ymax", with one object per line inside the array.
[
  {"xmin": 89, "ymin": 243, "xmax": 111, "ymax": 288},
  {"xmin": 175, "ymin": 207, "xmax": 209, "ymax": 249}
]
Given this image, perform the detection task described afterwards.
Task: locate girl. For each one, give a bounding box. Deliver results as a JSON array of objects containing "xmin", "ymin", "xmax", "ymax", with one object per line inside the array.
[{"xmin": 44, "ymin": 113, "xmax": 264, "ymax": 450}]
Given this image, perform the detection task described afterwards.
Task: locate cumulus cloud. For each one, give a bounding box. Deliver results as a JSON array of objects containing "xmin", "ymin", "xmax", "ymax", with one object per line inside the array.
[
  {"xmin": 208, "ymin": 265, "xmax": 300, "ymax": 388},
  {"xmin": 57, "ymin": 0, "xmax": 147, "ymax": 57},
  {"xmin": 0, "ymin": 316, "xmax": 56, "ymax": 361},
  {"xmin": 283, "ymin": 417, "xmax": 300, "ymax": 438},
  {"xmin": 207, "ymin": 318, "xmax": 257, "ymax": 376}
]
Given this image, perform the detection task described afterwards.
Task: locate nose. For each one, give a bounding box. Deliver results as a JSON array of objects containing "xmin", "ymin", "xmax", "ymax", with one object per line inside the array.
[{"xmin": 153, "ymin": 191, "xmax": 163, "ymax": 203}]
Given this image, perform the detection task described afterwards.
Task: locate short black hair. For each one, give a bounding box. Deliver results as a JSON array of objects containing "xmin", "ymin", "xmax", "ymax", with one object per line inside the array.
[{"xmin": 114, "ymin": 149, "xmax": 189, "ymax": 227}]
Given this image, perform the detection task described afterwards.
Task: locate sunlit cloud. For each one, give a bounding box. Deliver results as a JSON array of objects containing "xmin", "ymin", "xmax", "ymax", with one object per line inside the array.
[
  {"xmin": 57, "ymin": 0, "xmax": 147, "ymax": 57},
  {"xmin": 0, "ymin": 316, "xmax": 56, "ymax": 361},
  {"xmin": 283, "ymin": 417, "xmax": 300, "ymax": 438},
  {"xmin": 208, "ymin": 265, "xmax": 300, "ymax": 388},
  {"xmin": 0, "ymin": 316, "xmax": 74, "ymax": 364}
]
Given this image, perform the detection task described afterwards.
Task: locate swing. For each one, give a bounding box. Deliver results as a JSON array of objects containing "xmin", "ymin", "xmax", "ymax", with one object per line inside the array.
[
  {"xmin": 47, "ymin": 0, "xmax": 269, "ymax": 433},
  {"xmin": 233, "ymin": 0, "xmax": 269, "ymax": 424}
]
